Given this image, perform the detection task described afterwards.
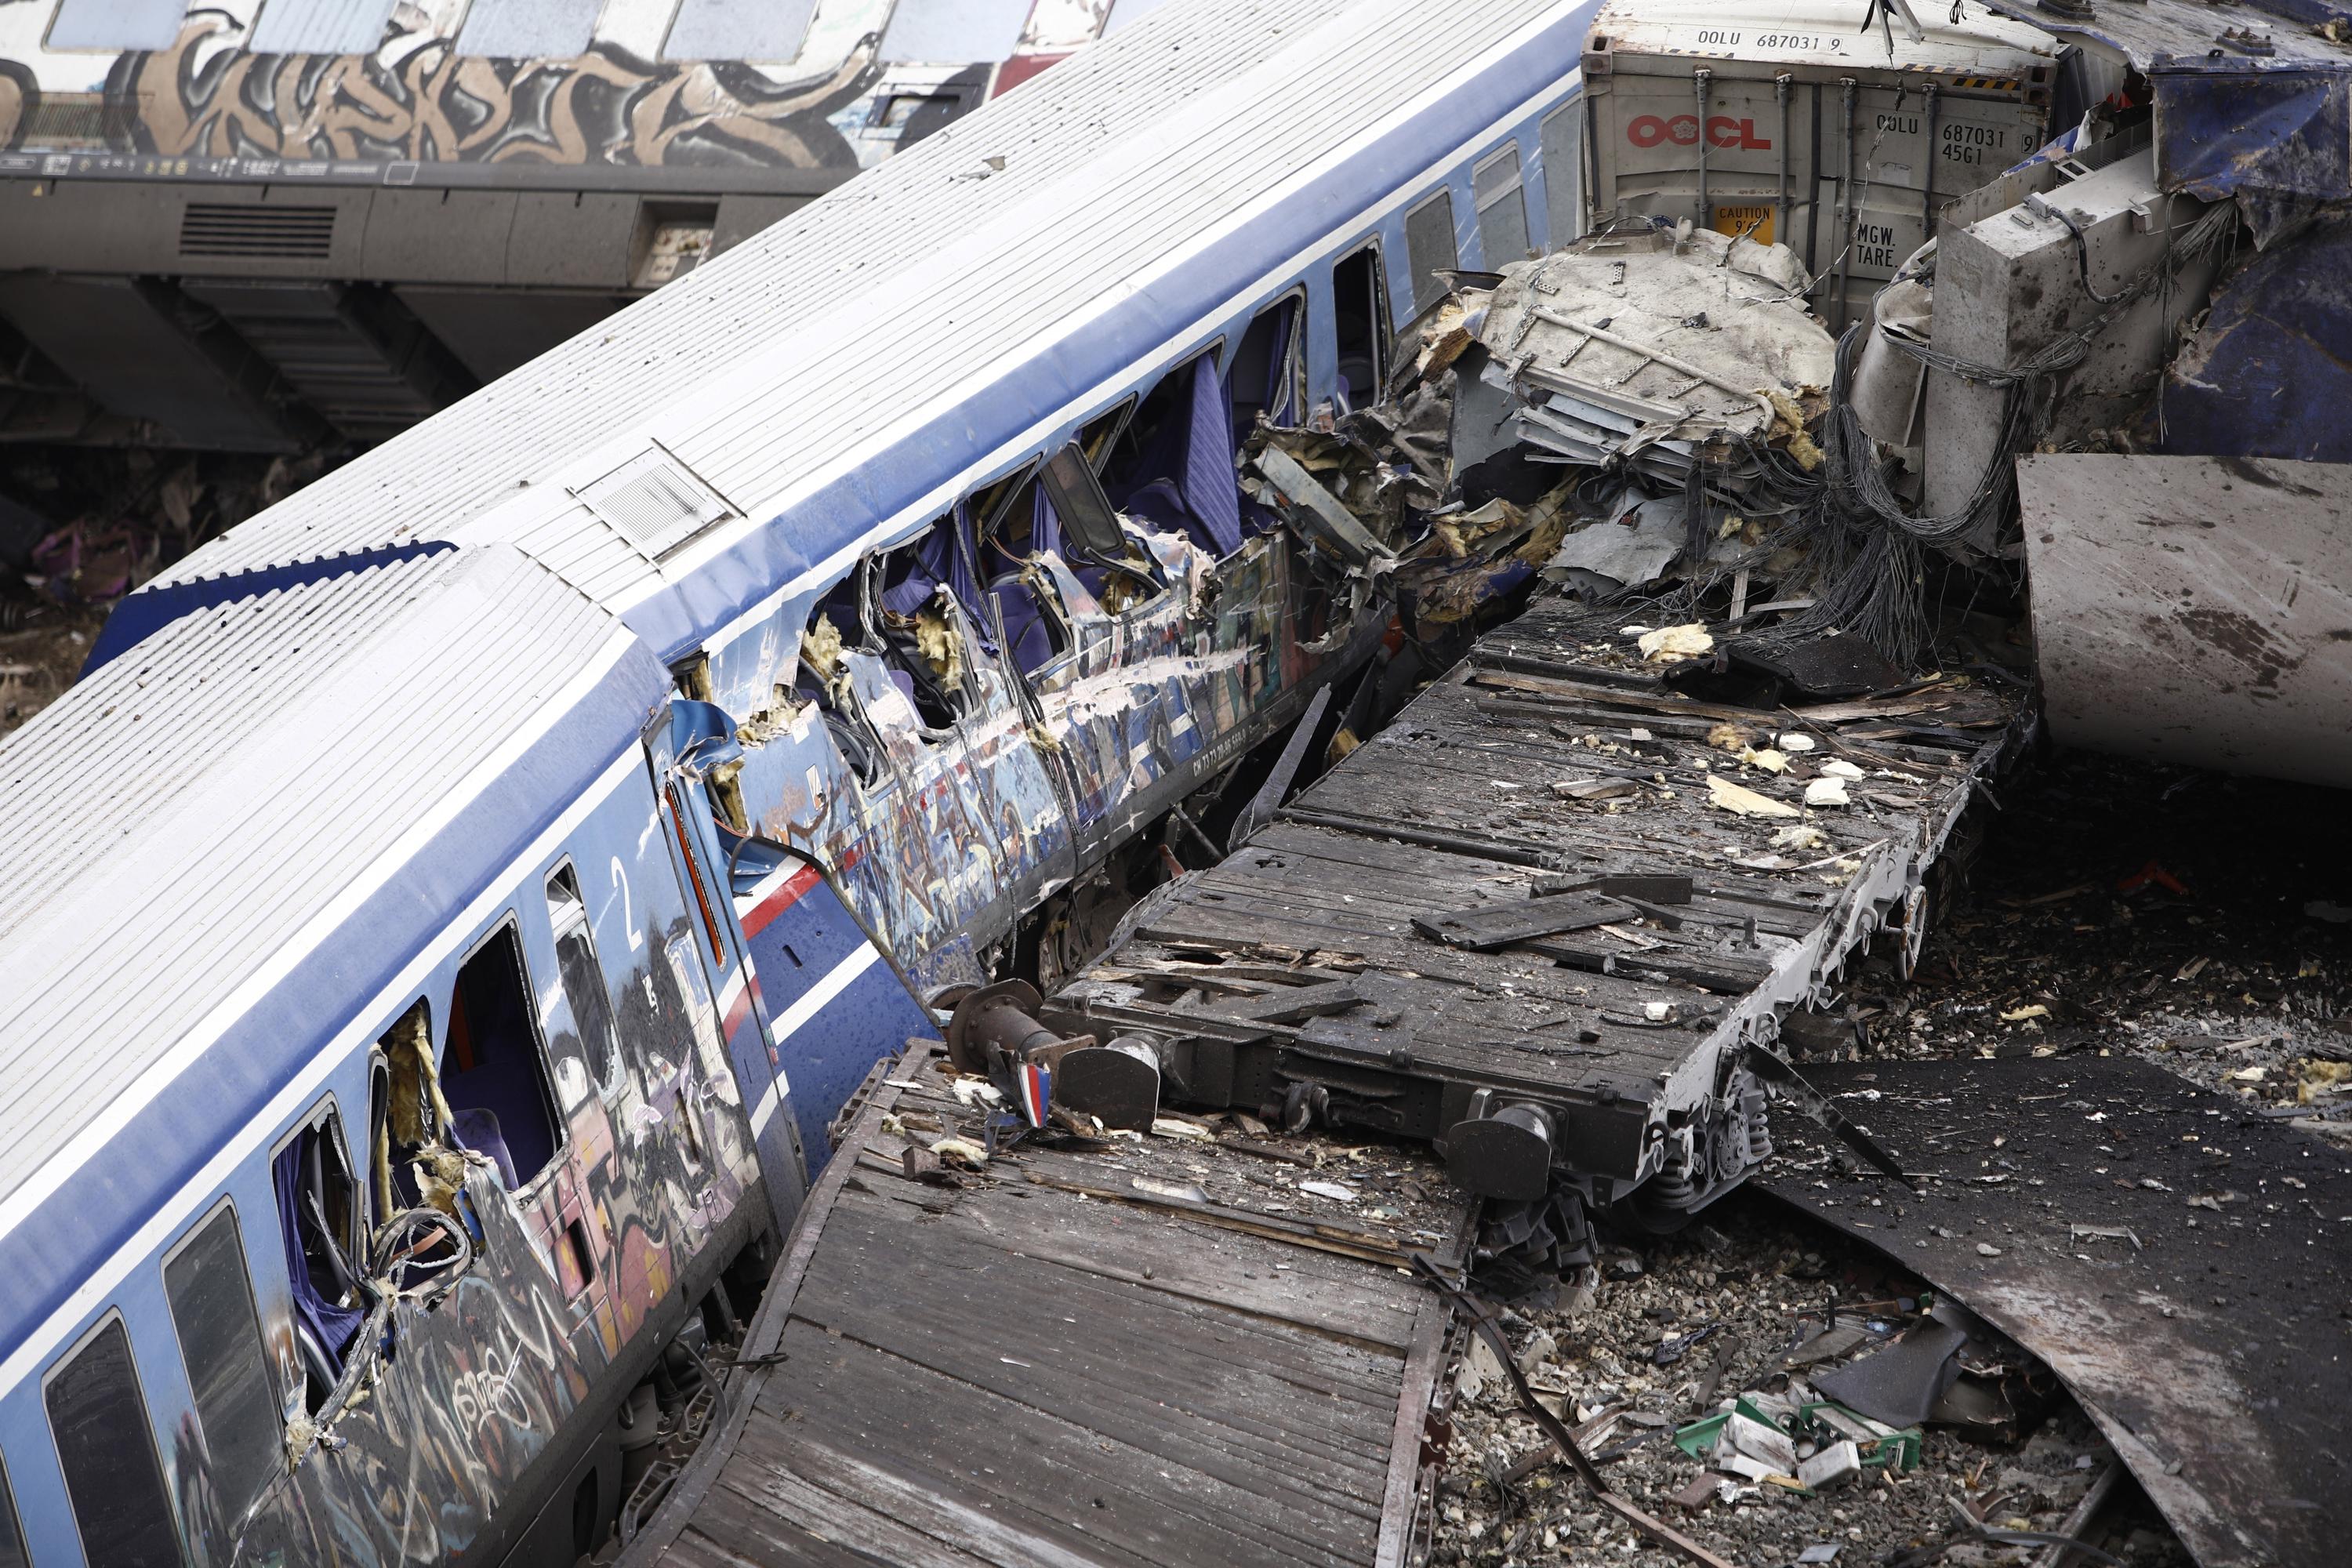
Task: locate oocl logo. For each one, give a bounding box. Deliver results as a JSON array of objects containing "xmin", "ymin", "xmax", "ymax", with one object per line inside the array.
[{"xmin": 1627, "ymin": 114, "xmax": 1773, "ymax": 150}]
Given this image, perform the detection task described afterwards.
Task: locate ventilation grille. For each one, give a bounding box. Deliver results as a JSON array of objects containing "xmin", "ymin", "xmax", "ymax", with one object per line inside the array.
[
  {"xmin": 177, "ymin": 204, "xmax": 338, "ymax": 260},
  {"xmin": 576, "ymin": 449, "xmax": 735, "ymax": 561},
  {"xmin": 18, "ymin": 95, "xmax": 123, "ymax": 150}
]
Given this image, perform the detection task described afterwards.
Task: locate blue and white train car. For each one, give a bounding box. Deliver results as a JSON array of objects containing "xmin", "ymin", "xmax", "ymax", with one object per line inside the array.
[{"xmin": 0, "ymin": 1, "xmax": 1602, "ymax": 1563}]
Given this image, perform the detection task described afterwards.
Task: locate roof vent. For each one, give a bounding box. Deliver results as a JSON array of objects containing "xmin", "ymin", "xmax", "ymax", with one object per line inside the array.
[
  {"xmin": 178, "ymin": 204, "xmax": 337, "ymax": 260},
  {"xmin": 575, "ymin": 448, "xmax": 736, "ymax": 561}
]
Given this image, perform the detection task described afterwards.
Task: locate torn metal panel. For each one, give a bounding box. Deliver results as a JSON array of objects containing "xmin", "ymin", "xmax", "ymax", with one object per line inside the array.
[
  {"xmin": 1922, "ymin": 147, "xmax": 2227, "ymax": 534},
  {"xmin": 1968, "ymin": 0, "xmax": 2352, "ymax": 213},
  {"xmin": 2160, "ymin": 209, "xmax": 2352, "ymax": 463},
  {"xmin": 1762, "ymin": 1058, "xmax": 2352, "ymax": 1568},
  {"xmin": 2020, "ymin": 452, "xmax": 2352, "ymax": 789}
]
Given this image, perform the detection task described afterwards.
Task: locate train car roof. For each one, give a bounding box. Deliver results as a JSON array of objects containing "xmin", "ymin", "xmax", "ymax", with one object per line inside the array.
[
  {"xmin": 0, "ymin": 545, "xmax": 668, "ymax": 1378},
  {"xmin": 122, "ymin": 0, "xmax": 1599, "ymax": 669}
]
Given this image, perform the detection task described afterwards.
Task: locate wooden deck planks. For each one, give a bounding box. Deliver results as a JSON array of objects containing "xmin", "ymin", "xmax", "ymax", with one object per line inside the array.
[{"xmin": 629, "ymin": 1053, "xmax": 1467, "ymax": 1568}]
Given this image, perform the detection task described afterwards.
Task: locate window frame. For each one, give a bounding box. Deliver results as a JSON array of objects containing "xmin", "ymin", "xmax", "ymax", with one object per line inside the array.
[
  {"xmin": 42, "ymin": 1311, "xmax": 181, "ymax": 1568},
  {"xmin": 445, "ymin": 916, "xmax": 573, "ymax": 1196},
  {"xmin": 1330, "ymin": 236, "xmax": 1392, "ymax": 406},
  {"xmin": 1226, "ymin": 286, "xmax": 1308, "ymax": 434},
  {"xmin": 1078, "ymin": 396, "xmax": 1138, "ymax": 474},
  {"xmin": 1472, "ymin": 140, "xmax": 1532, "ymax": 267},
  {"xmin": 545, "ymin": 857, "xmax": 628, "ymax": 1095},
  {"xmin": 1540, "ymin": 100, "xmax": 1587, "ymax": 249},
  {"xmin": 1403, "ymin": 187, "xmax": 1461, "ymax": 314},
  {"xmin": 159, "ymin": 1196, "xmax": 279, "ymax": 1523}
]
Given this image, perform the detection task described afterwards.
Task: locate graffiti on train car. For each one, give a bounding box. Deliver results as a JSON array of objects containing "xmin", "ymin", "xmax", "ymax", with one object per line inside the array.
[
  {"xmin": 723, "ymin": 503, "xmax": 1348, "ymax": 981},
  {"xmin": 128, "ymin": 20, "xmax": 875, "ymax": 168},
  {"xmin": 0, "ymin": 13, "xmax": 879, "ymax": 169},
  {"xmin": 141, "ymin": 780, "xmax": 772, "ymax": 1566}
]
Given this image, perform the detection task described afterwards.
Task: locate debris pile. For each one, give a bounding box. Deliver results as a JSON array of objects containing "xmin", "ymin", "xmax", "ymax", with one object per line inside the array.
[{"xmin": 1426, "ymin": 1194, "xmax": 2185, "ymax": 1568}]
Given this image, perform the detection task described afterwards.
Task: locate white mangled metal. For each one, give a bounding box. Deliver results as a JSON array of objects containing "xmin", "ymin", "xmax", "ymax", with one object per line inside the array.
[
  {"xmin": 2021, "ymin": 453, "xmax": 2352, "ymax": 790},
  {"xmin": 1470, "ymin": 227, "xmax": 1837, "ymax": 483},
  {"xmin": 1923, "ymin": 145, "xmax": 2227, "ymax": 531},
  {"xmin": 1580, "ymin": 0, "xmax": 2062, "ymax": 327}
]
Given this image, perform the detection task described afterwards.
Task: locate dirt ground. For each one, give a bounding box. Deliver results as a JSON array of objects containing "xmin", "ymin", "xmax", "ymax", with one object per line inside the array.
[
  {"xmin": 1430, "ymin": 746, "xmax": 2349, "ymax": 1567},
  {"xmin": 0, "ymin": 601, "xmax": 106, "ymax": 739}
]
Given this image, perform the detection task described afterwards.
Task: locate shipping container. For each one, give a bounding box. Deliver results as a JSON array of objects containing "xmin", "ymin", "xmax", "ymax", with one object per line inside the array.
[{"xmin": 1581, "ymin": 0, "xmax": 2063, "ymax": 328}]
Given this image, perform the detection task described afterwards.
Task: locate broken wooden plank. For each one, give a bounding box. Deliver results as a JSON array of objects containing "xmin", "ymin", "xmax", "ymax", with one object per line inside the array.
[{"xmin": 1410, "ymin": 889, "xmax": 1635, "ymax": 949}]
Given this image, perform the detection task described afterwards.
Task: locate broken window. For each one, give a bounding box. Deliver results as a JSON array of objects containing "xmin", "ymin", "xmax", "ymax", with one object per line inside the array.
[
  {"xmin": 975, "ymin": 469, "xmax": 1076, "ymax": 677},
  {"xmin": 444, "ymin": 925, "xmax": 565, "ymax": 1191},
  {"xmin": 1079, "ymin": 398, "xmax": 1136, "ymax": 471},
  {"xmin": 1039, "ymin": 442, "xmax": 1131, "ymax": 561},
  {"xmin": 793, "ymin": 581, "xmax": 887, "ymax": 784},
  {"xmin": 1541, "ymin": 101, "xmax": 1585, "ymax": 247},
  {"xmin": 45, "ymin": 1318, "xmax": 181, "ymax": 1568},
  {"xmin": 1229, "ymin": 292, "xmax": 1305, "ymax": 435},
  {"xmin": 271, "ymin": 1108, "xmax": 367, "ymax": 1414},
  {"xmin": 163, "ymin": 1203, "xmax": 279, "ymax": 1521},
  {"xmin": 1405, "ymin": 188, "xmax": 1460, "ymax": 314},
  {"xmin": 1474, "ymin": 143, "xmax": 1531, "ymax": 266},
  {"xmin": 871, "ymin": 514, "xmax": 981, "ymax": 728},
  {"xmin": 1100, "ymin": 348, "xmax": 1243, "ymax": 559},
  {"xmin": 547, "ymin": 864, "xmax": 625, "ymax": 1091},
  {"xmin": 1333, "ymin": 241, "xmax": 1390, "ymax": 410}
]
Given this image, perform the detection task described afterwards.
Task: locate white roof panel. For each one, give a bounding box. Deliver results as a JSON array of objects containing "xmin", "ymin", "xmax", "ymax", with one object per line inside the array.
[{"xmin": 145, "ymin": 0, "xmax": 1590, "ymax": 652}]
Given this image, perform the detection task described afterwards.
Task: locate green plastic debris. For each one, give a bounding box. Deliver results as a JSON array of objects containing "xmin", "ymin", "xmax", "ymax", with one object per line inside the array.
[{"xmin": 1672, "ymin": 1412, "xmax": 1728, "ymax": 1457}]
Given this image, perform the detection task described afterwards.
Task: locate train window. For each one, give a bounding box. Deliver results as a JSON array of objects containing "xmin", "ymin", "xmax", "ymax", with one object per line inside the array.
[
  {"xmin": 1079, "ymin": 399, "xmax": 1137, "ymax": 472},
  {"xmin": 1098, "ymin": 347, "xmax": 1240, "ymax": 559},
  {"xmin": 1405, "ymin": 189, "xmax": 1459, "ymax": 314},
  {"xmin": 1229, "ymin": 293, "xmax": 1305, "ymax": 434},
  {"xmin": 663, "ymin": 0, "xmax": 817, "ymax": 62},
  {"xmin": 1474, "ymin": 144, "xmax": 1532, "ymax": 266},
  {"xmin": 163, "ymin": 1204, "xmax": 278, "ymax": 1519},
  {"xmin": 445, "ymin": 926, "xmax": 565, "ymax": 1190},
  {"xmin": 664, "ymin": 788, "xmax": 731, "ymax": 973},
  {"xmin": 45, "ymin": 1318, "xmax": 182, "ymax": 1568},
  {"xmin": 975, "ymin": 477, "xmax": 1073, "ymax": 677},
  {"xmin": 0, "ymin": 1456, "xmax": 27, "ymax": 1568},
  {"xmin": 248, "ymin": 0, "xmax": 397, "ymax": 55},
  {"xmin": 1038, "ymin": 443, "xmax": 1129, "ymax": 561},
  {"xmin": 46, "ymin": 0, "xmax": 184, "ymax": 52},
  {"xmin": 873, "ymin": 515, "xmax": 979, "ymax": 727},
  {"xmin": 547, "ymin": 865, "xmax": 625, "ymax": 1091},
  {"xmin": 456, "ymin": 0, "xmax": 601, "ymax": 60},
  {"xmin": 880, "ymin": 0, "xmax": 1032, "ymax": 63},
  {"xmin": 1332, "ymin": 242, "xmax": 1390, "ymax": 409},
  {"xmin": 1541, "ymin": 102, "xmax": 1586, "ymax": 247},
  {"xmin": 273, "ymin": 1109, "xmax": 365, "ymax": 1414}
]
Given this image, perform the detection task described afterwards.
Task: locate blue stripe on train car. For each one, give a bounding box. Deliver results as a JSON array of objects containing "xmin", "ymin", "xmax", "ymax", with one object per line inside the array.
[{"xmin": 732, "ymin": 853, "xmax": 939, "ymax": 1174}]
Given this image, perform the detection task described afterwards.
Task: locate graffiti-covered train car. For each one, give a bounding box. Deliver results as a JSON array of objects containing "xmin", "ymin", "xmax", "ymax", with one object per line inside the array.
[
  {"xmin": 0, "ymin": 0, "xmax": 1604, "ymax": 1563},
  {"xmin": 0, "ymin": 0, "xmax": 1175, "ymax": 450}
]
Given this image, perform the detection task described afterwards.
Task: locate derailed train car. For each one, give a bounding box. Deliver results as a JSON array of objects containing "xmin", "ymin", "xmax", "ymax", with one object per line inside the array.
[{"xmin": 0, "ymin": 1, "xmax": 1606, "ymax": 1563}]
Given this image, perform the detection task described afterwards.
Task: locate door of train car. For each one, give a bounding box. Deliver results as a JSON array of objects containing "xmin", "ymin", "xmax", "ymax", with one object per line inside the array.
[
  {"xmin": 648, "ymin": 702, "xmax": 808, "ymax": 1236},
  {"xmin": 667, "ymin": 700, "xmax": 939, "ymax": 1178}
]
